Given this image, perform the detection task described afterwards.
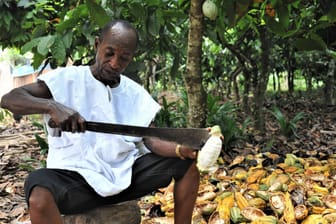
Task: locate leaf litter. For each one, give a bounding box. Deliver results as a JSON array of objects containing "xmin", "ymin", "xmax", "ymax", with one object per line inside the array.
[{"xmin": 0, "ymin": 101, "xmax": 335, "ymax": 223}]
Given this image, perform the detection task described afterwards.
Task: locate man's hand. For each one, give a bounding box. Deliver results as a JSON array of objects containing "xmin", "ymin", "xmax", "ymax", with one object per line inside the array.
[
  {"xmin": 178, "ymin": 144, "xmax": 197, "ymax": 160},
  {"xmin": 47, "ymin": 100, "xmax": 86, "ymax": 133},
  {"xmin": 144, "ymin": 137, "xmax": 198, "ymax": 160}
]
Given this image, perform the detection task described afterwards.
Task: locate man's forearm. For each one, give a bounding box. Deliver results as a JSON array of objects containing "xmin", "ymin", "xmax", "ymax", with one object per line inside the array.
[
  {"xmin": 144, "ymin": 138, "xmax": 196, "ymax": 160},
  {"xmin": 144, "ymin": 138, "xmax": 178, "ymax": 157},
  {"xmin": 1, "ymin": 88, "xmax": 51, "ymax": 115}
]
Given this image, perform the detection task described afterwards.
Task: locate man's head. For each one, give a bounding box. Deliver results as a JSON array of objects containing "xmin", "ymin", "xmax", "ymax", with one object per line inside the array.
[{"xmin": 91, "ymin": 20, "xmax": 138, "ymax": 87}]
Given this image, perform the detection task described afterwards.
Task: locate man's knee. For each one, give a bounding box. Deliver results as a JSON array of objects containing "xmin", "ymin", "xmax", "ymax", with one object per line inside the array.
[
  {"xmin": 174, "ymin": 161, "xmax": 199, "ymax": 182},
  {"xmin": 29, "ymin": 186, "xmax": 56, "ymax": 211},
  {"xmin": 184, "ymin": 161, "xmax": 199, "ymax": 177}
]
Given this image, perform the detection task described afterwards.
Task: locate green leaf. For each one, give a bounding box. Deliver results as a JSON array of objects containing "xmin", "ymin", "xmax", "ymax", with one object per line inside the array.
[
  {"xmin": 293, "ymin": 38, "xmax": 327, "ymax": 51},
  {"xmin": 327, "ymin": 3, "xmax": 336, "ymax": 22},
  {"xmin": 147, "ymin": 12, "xmax": 161, "ymax": 37},
  {"xmin": 266, "ymin": 18, "xmax": 285, "ymax": 35},
  {"xmin": 291, "ymin": 112, "xmax": 304, "ymax": 123},
  {"xmin": 2, "ymin": 11, "xmax": 12, "ymax": 29},
  {"xmin": 326, "ymin": 49, "xmax": 336, "ymax": 59},
  {"xmin": 277, "ymin": 5, "xmax": 289, "ymax": 29},
  {"xmin": 51, "ymin": 37, "xmax": 66, "ymax": 64},
  {"xmin": 86, "ymin": 0, "xmax": 110, "ymax": 28},
  {"xmin": 18, "ymin": 0, "xmax": 35, "ymax": 8},
  {"xmin": 32, "ymin": 121, "xmax": 44, "ymax": 130},
  {"xmin": 32, "ymin": 24, "xmax": 48, "ymax": 38},
  {"xmin": 32, "ymin": 53, "xmax": 45, "ymax": 70},
  {"xmin": 21, "ymin": 38, "xmax": 40, "ymax": 53},
  {"xmin": 55, "ymin": 5, "xmax": 88, "ymax": 32},
  {"xmin": 34, "ymin": 133, "xmax": 49, "ymax": 153},
  {"xmin": 37, "ymin": 35, "xmax": 56, "ymax": 56},
  {"xmin": 147, "ymin": 0, "xmax": 161, "ymax": 6},
  {"xmin": 62, "ymin": 32, "xmax": 73, "ymax": 49},
  {"xmin": 129, "ymin": 2, "xmax": 146, "ymax": 19}
]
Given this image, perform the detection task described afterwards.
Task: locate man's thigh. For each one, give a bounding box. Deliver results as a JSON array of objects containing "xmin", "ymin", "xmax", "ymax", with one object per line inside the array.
[
  {"xmin": 108, "ymin": 153, "xmax": 194, "ymax": 202},
  {"xmin": 24, "ymin": 154, "xmax": 193, "ymax": 214},
  {"xmin": 24, "ymin": 168, "xmax": 105, "ymax": 214}
]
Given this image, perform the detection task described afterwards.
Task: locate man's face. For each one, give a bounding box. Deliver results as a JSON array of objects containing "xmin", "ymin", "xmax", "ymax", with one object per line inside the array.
[{"xmin": 93, "ymin": 24, "xmax": 136, "ymax": 87}]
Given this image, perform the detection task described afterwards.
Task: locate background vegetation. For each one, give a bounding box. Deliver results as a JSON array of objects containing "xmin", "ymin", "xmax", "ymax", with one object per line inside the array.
[
  {"xmin": 0, "ymin": 0, "xmax": 335, "ymax": 141},
  {"xmin": 1, "ymin": 1, "xmax": 336, "ymax": 223}
]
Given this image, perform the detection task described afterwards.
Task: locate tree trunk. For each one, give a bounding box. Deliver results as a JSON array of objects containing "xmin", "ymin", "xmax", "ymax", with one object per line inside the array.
[
  {"xmin": 253, "ymin": 26, "xmax": 270, "ymax": 132},
  {"xmin": 144, "ymin": 60, "xmax": 151, "ymax": 92},
  {"xmin": 324, "ymin": 58, "xmax": 336, "ymax": 106},
  {"xmin": 305, "ymin": 70, "xmax": 313, "ymax": 95},
  {"xmin": 242, "ymin": 71, "xmax": 251, "ymax": 114},
  {"xmin": 184, "ymin": 0, "xmax": 207, "ymax": 128},
  {"xmin": 287, "ymin": 48, "xmax": 295, "ymax": 94}
]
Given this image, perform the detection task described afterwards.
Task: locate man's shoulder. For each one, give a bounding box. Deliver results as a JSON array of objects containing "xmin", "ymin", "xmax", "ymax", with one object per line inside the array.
[
  {"xmin": 121, "ymin": 74, "xmax": 143, "ymax": 89},
  {"xmin": 58, "ymin": 65, "xmax": 89, "ymax": 73},
  {"xmin": 39, "ymin": 65, "xmax": 91, "ymax": 84},
  {"xmin": 50, "ymin": 65, "xmax": 90, "ymax": 78}
]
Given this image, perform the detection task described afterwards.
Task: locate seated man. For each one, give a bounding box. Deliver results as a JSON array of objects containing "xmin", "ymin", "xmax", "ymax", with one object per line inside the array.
[{"xmin": 0, "ymin": 19, "xmax": 200, "ymax": 224}]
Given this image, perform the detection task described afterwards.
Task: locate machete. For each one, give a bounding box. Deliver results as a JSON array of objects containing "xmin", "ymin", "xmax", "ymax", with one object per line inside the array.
[{"xmin": 49, "ymin": 120, "xmax": 210, "ymax": 149}]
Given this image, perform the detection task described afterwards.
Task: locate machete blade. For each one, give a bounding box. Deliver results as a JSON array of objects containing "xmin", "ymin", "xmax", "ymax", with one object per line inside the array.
[{"xmin": 85, "ymin": 121, "xmax": 210, "ymax": 149}]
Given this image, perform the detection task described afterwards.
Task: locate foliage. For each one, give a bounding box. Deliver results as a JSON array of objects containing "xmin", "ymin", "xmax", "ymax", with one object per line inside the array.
[
  {"xmin": 153, "ymin": 95, "xmax": 186, "ymax": 128},
  {"xmin": 0, "ymin": 0, "xmax": 190, "ymax": 76},
  {"xmin": 270, "ymin": 106, "xmax": 304, "ymax": 138},
  {"xmin": 206, "ymin": 95, "xmax": 251, "ymax": 150},
  {"xmin": 32, "ymin": 121, "xmax": 48, "ymax": 152},
  {"xmin": 0, "ymin": 108, "xmax": 11, "ymax": 122},
  {"xmin": 153, "ymin": 90, "xmax": 250, "ymax": 149},
  {"xmin": 31, "ymin": 120, "xmax": 48, "ymax": 167},
  {"xmin": 1, "ymin": 0, "xmax": 335, "ymax": 132}
]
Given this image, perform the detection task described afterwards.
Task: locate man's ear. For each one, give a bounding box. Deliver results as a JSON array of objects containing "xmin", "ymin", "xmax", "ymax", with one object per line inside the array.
[{"xmin": 94, "ymin": 36, "xmax": 100, "ymax": 52}]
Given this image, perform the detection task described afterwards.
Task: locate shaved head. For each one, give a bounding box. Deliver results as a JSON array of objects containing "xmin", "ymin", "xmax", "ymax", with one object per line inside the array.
[{"xmin": 99, "ymin": 19, "xmax": 138, "ymax": 51}]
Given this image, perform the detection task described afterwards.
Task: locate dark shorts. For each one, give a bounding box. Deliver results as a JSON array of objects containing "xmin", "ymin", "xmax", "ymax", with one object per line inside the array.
[{"xmin": 24, "ymin": 153, "xmax": 193, "ymax": 215}]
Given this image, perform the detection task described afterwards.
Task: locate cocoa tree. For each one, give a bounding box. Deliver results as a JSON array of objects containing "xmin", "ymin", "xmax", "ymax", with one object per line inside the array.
[{"xmin": 184, "ymin": 0, "xmax": 207, "ymax": 127}]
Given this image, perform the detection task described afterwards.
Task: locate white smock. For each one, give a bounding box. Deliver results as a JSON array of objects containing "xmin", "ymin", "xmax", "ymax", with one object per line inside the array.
[{"xmin": 38, "ymin": 65, "xmax": 161, "ymax": 197}]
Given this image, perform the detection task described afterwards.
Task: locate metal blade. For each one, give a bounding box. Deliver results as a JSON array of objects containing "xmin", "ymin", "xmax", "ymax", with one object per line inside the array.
[{"xmin": 85, "ymin": 121, "xmax": 210, "ymax": 149}]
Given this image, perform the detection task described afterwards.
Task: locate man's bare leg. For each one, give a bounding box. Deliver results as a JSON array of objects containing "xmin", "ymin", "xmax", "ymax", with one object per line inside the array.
[
  {"xmin": 174, "ymin": 161, "xmax": 200, "ymax": 224},
  {"xmin": 29, "ymin": 186, "xmax": 63, "ymax": 224}
]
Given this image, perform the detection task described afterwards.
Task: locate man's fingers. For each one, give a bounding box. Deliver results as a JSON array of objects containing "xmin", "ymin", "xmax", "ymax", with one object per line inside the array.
[
  {"xmin": 71, "ymin": 119, "xmax": 78, "ymax": 133},
  {"xmin": 48, "ymin": 119, "xmax": 57, "ymax": 128},
  {"xmin": 78, "ymin": 117, "xmax": 86, "ymax": 132}
]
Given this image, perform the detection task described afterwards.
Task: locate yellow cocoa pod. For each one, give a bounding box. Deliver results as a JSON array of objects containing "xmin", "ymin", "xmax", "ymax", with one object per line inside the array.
[
  {"xmin": 323, "ymin": 212, "xmax": 336, "ymax": 223},
  {"xmin": 311, "ymin": 206, "xmax": 326, "ymax": 214},
  {"xmin": 313, "ymin": 184, "xmax": 329, "ymax": 195},
  {"xmin": 218, "ymin": 193, "xmax": 234, "ymax": 223},
  {"xmin": 255, "ymin": 190, "xmax": 270, "ymax": 201},
  {"xmin": 230, "ymin": 206, "xmax": 246, "ymax": 223},
  {"xmin": 302, "ymin": 214, "xmax": 328, "ymax": 224},
  {"xmin": 246, "ymin": 169, "xmax": 267, "ymax": 184},
  {"xmin": 251, "ymin": 215, "xmax": 278, "ymax": 224},
  {"xmin": 283, "ymin": 192, "xmax": 296, "ymax": 224},
  {"xmin": 248, "ymin": 198, "xmax": 267, "ymax": 210},
  {"xmin": 216, "ymin": 191, "xmax": 233, "ymax": 202},
  {"xmin": 235, "ymin": 192, "xmax": 250, "ymax": 210}
]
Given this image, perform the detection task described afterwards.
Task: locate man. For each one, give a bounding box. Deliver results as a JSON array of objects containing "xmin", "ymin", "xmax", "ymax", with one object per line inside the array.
[{"xmin": 1, "ymin": 20, "xmax": 200, "ymax": 224}]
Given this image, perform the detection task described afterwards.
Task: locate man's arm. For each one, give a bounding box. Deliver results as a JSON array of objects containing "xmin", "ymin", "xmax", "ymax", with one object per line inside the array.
[
  {"xmin": 1, "ymin": 80, "xmax": 85, "ymax": 132},
  {"xmin": 1, "ymin": 80, "xmax": 52, "ymax": 115},
  {"xmin": 144, "ymin": 137, "xmax": 197, "ymax": 160}
]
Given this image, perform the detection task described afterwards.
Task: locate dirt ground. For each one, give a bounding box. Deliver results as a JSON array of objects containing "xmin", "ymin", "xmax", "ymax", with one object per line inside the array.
[{"xmin": 0, "ymin": 101, "xmax": 336, "ymax": 223}]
